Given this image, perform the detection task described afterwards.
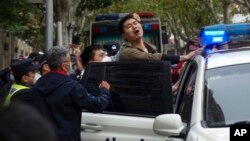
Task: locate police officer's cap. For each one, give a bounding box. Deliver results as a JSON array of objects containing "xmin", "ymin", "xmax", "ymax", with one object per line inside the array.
[
  {"xmin": 103, "ymin": 42, "xmax": 120, "ymax": 56},
  {"xmin": 11, "ymin": 58, "xmax": 41, "ymax": 78}
]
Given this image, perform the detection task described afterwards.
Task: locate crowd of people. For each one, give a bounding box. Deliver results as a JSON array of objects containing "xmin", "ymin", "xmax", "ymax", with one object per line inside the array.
[{"xmin": 0, "ymin": 13, "xmax": 203, "ymax": 141}]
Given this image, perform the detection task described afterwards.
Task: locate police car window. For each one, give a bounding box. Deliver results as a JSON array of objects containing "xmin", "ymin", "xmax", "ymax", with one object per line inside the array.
[
  {"xmin": 205, "ymin": 63, "xmax": 250, "ymax": 127},
  {"xmin": 81, "ymin": 61, "xmax": 173, "ymax": 117},
  {"xmin": 178, "ymin": 63, "xmax": 197, "ymax": 123}
]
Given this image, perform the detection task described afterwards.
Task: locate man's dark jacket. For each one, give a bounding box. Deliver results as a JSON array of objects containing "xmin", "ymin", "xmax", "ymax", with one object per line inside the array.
[{"xmin": 31, "ymin": 72, "xmax": 111, "ymax": 141}]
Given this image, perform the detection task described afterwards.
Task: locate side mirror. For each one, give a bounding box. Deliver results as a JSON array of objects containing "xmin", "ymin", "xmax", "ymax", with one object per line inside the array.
[{"xmin": 153, "ymin": 114, "xmax": 184, "ymax": 137}]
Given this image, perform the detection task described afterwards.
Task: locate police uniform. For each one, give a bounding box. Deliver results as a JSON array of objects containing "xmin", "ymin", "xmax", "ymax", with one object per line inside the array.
[
  {"xmin": 0, "ymin": 67, "xmax": 12, "ymax": 106},
  {"xmin": 4, "ymin": 58, "xmax": 40, "ymax": 105}
]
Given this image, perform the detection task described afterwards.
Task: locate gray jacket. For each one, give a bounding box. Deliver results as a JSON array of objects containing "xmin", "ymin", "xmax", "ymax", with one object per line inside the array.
[{"xmin": 118, "ymin": 42, "xmax": 180, "ymax": 64}]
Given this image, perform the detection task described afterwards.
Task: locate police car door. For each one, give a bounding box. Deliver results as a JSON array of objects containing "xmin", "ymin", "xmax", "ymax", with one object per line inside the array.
[{"xmin": 80, "ymin": 61, "xmax": 173, "ymax": 141}]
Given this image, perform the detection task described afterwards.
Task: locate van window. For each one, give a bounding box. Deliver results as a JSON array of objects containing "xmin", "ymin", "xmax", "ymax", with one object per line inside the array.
[{"xmin": 81, "ymin": 61, "xmax": 173, "ymax": 117}]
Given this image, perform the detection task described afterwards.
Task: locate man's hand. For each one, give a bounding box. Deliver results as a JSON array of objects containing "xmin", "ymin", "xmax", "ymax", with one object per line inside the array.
[
  {"xmin": 99, "ymin": 81, "xmax": 110, "ymax": 90},
  {"xmin": 73, "ymin": 47, "xmax": 81, "ymax": 57},
  {"xmin": 172, "ymin": 80, "xmax": 180, "ymax": 93},
  {"xmin": 180, "ymin": 48, "xmax": 203, "ymax": 61}
]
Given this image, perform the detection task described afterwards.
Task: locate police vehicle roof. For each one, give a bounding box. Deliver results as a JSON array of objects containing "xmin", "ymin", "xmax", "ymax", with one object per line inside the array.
[{"xmin": 206, "ymin": 47, "xmax": 250, "ymax": 69}]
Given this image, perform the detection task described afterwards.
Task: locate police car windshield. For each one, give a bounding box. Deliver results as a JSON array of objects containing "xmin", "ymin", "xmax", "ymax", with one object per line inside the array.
[{"xmin": 204, "ymin": 63, "xmax": 250, "ymax": 127}]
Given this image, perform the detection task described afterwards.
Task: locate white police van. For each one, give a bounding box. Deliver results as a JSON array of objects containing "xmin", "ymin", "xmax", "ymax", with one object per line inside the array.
[{"xmin": 80, "ymin": 23, "xmax": 250, "ymax": 141}]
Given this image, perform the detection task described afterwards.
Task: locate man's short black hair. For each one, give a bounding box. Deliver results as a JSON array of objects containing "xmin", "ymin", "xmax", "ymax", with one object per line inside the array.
[
  {"xmin": 118, "ymin": 13, "xmax": 135, "ymax": 34},
  {"xmin": 80, "ymin": 45, "xmax": 103, "ymax": 66}
]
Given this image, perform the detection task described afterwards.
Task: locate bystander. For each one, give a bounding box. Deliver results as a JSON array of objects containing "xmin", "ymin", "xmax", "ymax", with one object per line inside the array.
[{"xmin": 31, "ymin": 46, "xmax": 111, "ymax": 141}]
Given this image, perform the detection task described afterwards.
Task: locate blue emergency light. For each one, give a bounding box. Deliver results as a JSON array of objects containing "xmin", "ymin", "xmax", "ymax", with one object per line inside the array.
[
  {"xmin": 199, "ymin": 24, "xmax": 229, "ymax": 46},
  {"xmin": 199, "ymin": 23, "xmax": 250, "ymax": 46},
  {"xmin": 95, "ymin": 13, "xmax": 119, "ymax": 21},
  {"xmin": 99, "ymin": 26, "xmax": 108, "ymax": 33},
  {"xmin": 95, "ymin": 12, "xmax": 154, "ymax": 21},
  {"xmin": 143, "ymin": 23, "xmax": 159, "ymax": 31},
  {"xmin": 226, "ymin": 23, "xmax": 250, "ymax": 35}
]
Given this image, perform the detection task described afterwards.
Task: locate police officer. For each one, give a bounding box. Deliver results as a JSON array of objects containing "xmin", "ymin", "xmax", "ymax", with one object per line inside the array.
[
  {"xmin": 0, "ymin": 67, "xmax": 12, "ymax": 106},
  {"xmin": 4, "ymin": 58, "xmax": 40, "ymax": 105}
]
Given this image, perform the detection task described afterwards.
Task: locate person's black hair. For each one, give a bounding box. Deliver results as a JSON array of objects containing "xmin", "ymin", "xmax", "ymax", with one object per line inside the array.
[
  {"xmin": 118, "ymin": 13, "xmax": 134, "ymax": 34},
  {"xmin": 80, "ymin": 45, "xmax": 103, "ymax": 66}
]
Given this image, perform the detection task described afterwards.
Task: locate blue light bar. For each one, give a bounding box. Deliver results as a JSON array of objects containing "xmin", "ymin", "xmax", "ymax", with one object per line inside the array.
[
  {"xmin": 95, "ymin": 13, "xmax": 119, "ymax": 21},
  {"xmin": 204, "ymin": 30, "xmax": 225, "ymax": 36},
  {"xmin": 99, "ymin": 26, "xmax": 107, "ymax": 33},
  {"xmin": 199, "ymin": 29, "xmax": 229, "ymax": 46},
  {"xmin": 199, "ymin": 23, "xmax": 250, "ymax": 46},
  {"xmin": 143, "ymin": 23, "xmax": 151, "ymax": 30},
  {"xmin": 226, "ymin": 23, "xmax": 250, "ymax": 35},
  {"xmin": 143, "ymin": 23, "xmax": 159, "ymax": 31}
]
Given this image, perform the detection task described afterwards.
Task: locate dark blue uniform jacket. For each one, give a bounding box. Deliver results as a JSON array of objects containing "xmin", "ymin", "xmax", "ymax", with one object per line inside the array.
[{"xmin": 31, "ymin": 72, "xmax": 111, "ymax": 141}]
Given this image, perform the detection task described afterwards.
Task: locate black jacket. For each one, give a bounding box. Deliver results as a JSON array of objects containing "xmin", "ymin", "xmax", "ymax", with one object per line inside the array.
[{"xmin": 31, "ymin": 72, "xmax": 111, "ymax": 141}]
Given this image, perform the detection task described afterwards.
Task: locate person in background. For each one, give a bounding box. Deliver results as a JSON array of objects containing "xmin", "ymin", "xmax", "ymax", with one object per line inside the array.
[
  {"xmin": 31, "ymin": 46, "xmax": 111, "ymax": 141},
  {"xmin": 28, "ymin": 51, "xmax": 45, "ymax": 83},
  {"xmin": 171, "ymin": 37, "xmax": 202, "ymax": 93},
  {"xmin": 0, "ymin": 102, "xmax": 57, "ymax": 141},
  {"xmin": 185, "ymin": 37, "xmax": 201, "ymax": 54},
  {"xmin": 172, "ymin": 37, "xmax": 201, "ymax": 84},
  {"xmin": 103, "ymin": 42, "xmax": 121, "ymax": 61},
  {"xmin": 0, "ymin": 67, "xmax": 12, "ymax": 106},
  {"xmin": 70, "ymin": 45, "xmax": 110, "ymax": 81},
  {"xmin": 80, "ymin": 45, "xmax": 109, "ymax": 67},
  {"xmin": 118, "ymin": 13, "xmax": 201, "ymax": 63},
  {"xmin": 28, "ymin": 51, "xmax": 44, "ymax": 65},
  {"xmin": 4, "ymin": 58, "xmax": 40, "ymax": 105},
  {"xmin": 0, "ymin": 59, "xmax": 22, "ymax": 106},
  {"xmin": 67, "ymin": 44, "xmax": 84, "ymax": 81},
  {"xmin": 38, "ymin": 52, "xmax": 50, "ymax": 76}
]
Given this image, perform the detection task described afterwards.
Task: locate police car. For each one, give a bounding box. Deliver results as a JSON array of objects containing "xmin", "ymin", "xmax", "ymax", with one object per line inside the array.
[
  {"xmin": 80, "ymin": 23, "xmax": 250, "ymax": 141},
  {"xmin": 154, "ymin": 46, "xmax": 250, "ymax": 141}
]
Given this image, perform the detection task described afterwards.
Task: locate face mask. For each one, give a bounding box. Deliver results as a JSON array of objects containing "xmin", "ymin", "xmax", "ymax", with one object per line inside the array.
[
  {"xmin": 33, "ymin": 72, "xmax": 41, "ymax": 84},
  {"xmin": 102, "ymin": 56, "xmax": 111, "ymax": 62},
  {"xmin": 67, "ymin": 62, "xmax": 73, "ymax": 75},
  {"xmin": 10, "ymin": 74, "xmax": 15, "ymax": 82}
]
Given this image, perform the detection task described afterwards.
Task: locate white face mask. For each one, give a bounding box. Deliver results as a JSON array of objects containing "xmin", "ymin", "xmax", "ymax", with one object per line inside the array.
[
  {"xmin": 33, "ymin": 72, "xmax": 41, "ymax": 84},
  {"xmin": 102, "ymin": 56, "xmax": 111, "ymax": 62},
  {"xmin": 67, "ymin": 62, "xmax": 73, "ymax": 75},
  {"xmin": 10, "ymin": 74, "xmax": 15, "ymax": 82}
]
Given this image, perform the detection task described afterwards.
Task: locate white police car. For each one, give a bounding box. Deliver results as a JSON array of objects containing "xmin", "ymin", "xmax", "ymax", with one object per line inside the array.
[
  {"xmin": 154, "ymin": 47, "xmax": 250, "ymax": 141},
  {"xmin": 80, "ymin": 23, "xmax": 250, "ymax": 141}
]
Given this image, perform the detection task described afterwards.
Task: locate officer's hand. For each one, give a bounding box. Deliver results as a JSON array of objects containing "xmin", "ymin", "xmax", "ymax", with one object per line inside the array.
[{"xmin": 99, "ymin": 81, "xmax": 110, "ymax": 90}]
